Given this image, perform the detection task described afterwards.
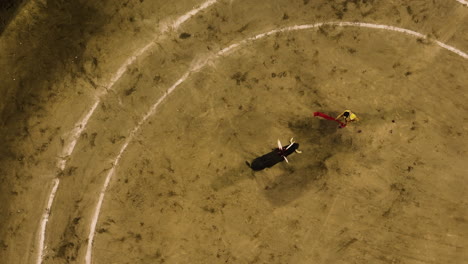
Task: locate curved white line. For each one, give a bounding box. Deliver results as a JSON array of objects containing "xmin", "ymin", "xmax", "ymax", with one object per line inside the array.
[
  {"xmin": 59, "ymin": 0, "xmax": 217, "ymax": 171},
  {"xmin": 219, "ymin": 22, "xmax": 467, "ymax": 59},
  {"xmin": 36, "ymin": 1, "xmax": 220, "ymax": 264},
  {"xmin": 36, "ymin": 178, "xmax": 59, "ymax": 264},
  {"xmin": 84, "ymin": 68, "xmax": 193, "ymax": 264},
  {"xmin": 86, "ymin": 21, "xmax": 467, "ymax": 263},
  {"xmin": 164, "ymin": 0, "xmax": 217, "ymax": 32},
  {"xmin": 455, "ymin": 0, "xmax": 468, "ymax": 7}
]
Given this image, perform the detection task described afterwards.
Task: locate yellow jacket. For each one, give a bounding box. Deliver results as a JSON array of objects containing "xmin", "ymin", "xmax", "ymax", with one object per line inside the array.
[{"xmin": 336, "ymin": 110, "xmax": 359, "ymax": 122}]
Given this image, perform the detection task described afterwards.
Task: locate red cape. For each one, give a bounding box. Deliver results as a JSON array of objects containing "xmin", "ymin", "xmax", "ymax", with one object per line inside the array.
[{"xmin": 313, "ymin": 112, "xmax": 346, "ymax": 128}]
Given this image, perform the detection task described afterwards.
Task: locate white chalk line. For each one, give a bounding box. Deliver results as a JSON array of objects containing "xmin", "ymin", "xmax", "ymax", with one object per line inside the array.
[
  {"xmin": 455, "ymin": 0, "xmax": 468, "ymax": 7},
  {"xmin": 84, "ymin": 69, "xmax": 192, "ymax": 264},
  {"xmin": 86, "ymin": 20, "xmax": 468, "ymax": 262},
  {"xmin": 164, "ymin": 0, "xmax": 217, "ymax": 32},
  {"xmin": 219, "ymin": 22, "xmax": 468, "ymax": 59},
  {"xmin": 36, "ymin": 1, "xmax": 220, "ymax": 264},
  {"xmin": 36, "ymin": 178, "xmax": 59, "ymax": 264}
]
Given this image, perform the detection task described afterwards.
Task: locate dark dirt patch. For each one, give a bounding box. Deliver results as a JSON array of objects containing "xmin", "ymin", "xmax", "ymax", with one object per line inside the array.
[
  {"xmin": 231, "ymin": 72, "xmax": 248, "ymax": 85},
  {"xmin": 0, "ymin": 0, "xmax": 26, "ymax": 34},
  {"xmin": 0, "ymin": 0, "xmax": 110, "ymax": 160},
  {"xmin": 0, "ymin": 1, "xmax": 110, "ymax": 256},
  {"xmin": 179, "ymin": 32, "xmax": 191, "ymax": 39},
  {"xmin": 54, "ymin": 215, "xmax": 83, "ymax": 262}
]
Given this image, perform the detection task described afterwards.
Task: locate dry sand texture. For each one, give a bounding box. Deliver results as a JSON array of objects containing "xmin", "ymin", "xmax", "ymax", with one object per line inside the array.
[{"xmin": 0, "ymin": 0, "xmax": 467, "ymax": 263}]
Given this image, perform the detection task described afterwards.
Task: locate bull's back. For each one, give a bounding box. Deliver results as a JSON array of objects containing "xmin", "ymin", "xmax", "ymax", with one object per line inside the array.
[{"xmin": 250, "ymin": 151, "xmax": 283, "ymax": 171}]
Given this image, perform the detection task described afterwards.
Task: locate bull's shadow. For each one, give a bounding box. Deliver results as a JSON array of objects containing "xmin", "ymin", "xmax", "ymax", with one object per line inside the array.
[
  {"xmin": 259, "ymin": 115, "xmax": 353, "ymax": 206},
  {"xmin": 210, "ymin": 114, "xmax": 353, "ymax": 206},
  {"xmin": 210, "ymin": 163, "xmax": 253, "ymax": 192},
  {"xmin": 258, "ymin": 161, "xmax": 328, "ymax": 206}
]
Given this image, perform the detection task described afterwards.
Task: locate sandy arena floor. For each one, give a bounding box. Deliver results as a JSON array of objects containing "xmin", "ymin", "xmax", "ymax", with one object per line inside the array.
[{"xmin": 0, "ymin": 0, "xmax": 467, "ymax": 263}]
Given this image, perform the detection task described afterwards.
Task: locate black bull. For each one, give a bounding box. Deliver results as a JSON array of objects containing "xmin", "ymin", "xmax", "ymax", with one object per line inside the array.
[{"xmin": 248, "ymin": 143, "xmax": 299, "ymax": 171}]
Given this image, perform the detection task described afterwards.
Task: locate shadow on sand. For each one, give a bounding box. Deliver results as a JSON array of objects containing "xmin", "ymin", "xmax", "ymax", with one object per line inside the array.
[{"xmin": 210, "ymin": 112, "xmax": 354, "ymax": 206}]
